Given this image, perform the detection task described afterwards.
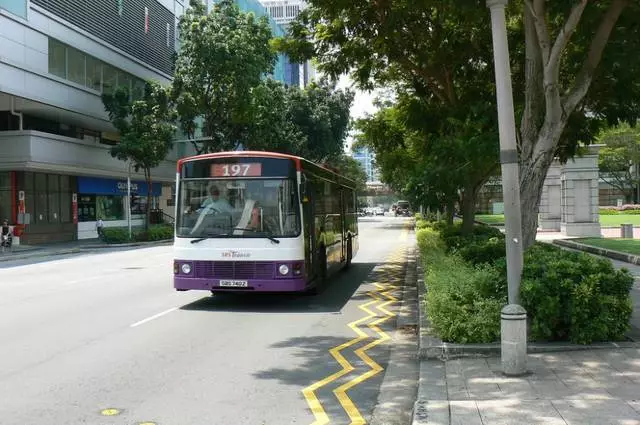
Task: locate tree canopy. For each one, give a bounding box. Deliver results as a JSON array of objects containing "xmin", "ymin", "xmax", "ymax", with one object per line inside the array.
[
  {"xmin": 173, "ymin": 0, "xmax": 276, "ymax": 153},
  {"xmin": 102, "ymin": 82, "xmax": 177, "ymax": 229},
  {"xmin": 278, "ymin": 0, "xmax": 640, "ymax": 247},
  {"xmin": 243, "ymin": 78, "xmax": 354, "ymax": 163}
]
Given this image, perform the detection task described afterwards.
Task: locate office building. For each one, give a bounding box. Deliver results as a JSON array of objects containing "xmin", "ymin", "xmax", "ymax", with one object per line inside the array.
[
  {"xmin": 351, "ymin": 147, "xmax": 380, "ymax": 183},
  {"xmin": 258, "ymin": 0, "xmax": 315, "ymax": 87}
]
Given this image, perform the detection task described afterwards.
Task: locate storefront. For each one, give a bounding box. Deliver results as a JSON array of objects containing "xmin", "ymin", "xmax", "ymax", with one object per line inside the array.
[{"xmin": 76, "ymin": 176, "xmax": 162, "ymax": 239}]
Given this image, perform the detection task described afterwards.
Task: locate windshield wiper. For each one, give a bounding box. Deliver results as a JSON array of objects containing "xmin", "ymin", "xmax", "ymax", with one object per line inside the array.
[
  {"xmin": 232, "ymin": 228, "xmax": 281, "ymax": 244},
  {"xmin": 189, "ymin": 232, "xmax": 222, "ymax": 244}
]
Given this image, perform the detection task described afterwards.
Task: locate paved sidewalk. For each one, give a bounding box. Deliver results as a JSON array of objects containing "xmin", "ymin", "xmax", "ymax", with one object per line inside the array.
[
  {"xmin": 413, "ymin": 231, "xmax": 640, "ymax": 424},
  {"xmin": 416, "ymin": 349, "xmax": 640, "ymax": 424},
  {"xmin": 0, "ymin": 238, "xmax": 172, "ymax": 262}
]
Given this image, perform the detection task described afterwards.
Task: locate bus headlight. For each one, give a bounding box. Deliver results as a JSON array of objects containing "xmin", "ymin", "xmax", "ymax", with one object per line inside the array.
[
  {"xmin": 181, "ymin": 263, "xmax": 192, "ymax": 274},
  {"xmin": 278, "ymin": 264, "xmax": 289, "ymax": 275}
]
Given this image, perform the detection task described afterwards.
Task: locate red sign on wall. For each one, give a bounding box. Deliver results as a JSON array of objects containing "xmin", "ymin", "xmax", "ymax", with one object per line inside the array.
[{"xmin": 72, "ymin": 193, "xmax": 78, "ymax": 224}]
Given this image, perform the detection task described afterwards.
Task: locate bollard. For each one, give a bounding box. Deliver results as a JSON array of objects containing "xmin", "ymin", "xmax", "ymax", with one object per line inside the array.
[
  {"xmin": 501, "ymin": 304, "xmax": 527, "ymax": 376},
  {"xmin": 621, "ymin": 223, "xmax": 633, "ymax": 239}
]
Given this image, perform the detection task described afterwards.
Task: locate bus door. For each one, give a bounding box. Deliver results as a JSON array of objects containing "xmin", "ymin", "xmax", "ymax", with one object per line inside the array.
[
  {"xmin": 340, "ymin": 189, "xmax": 347, "ymax": 262},
  {"xmin": 301, "ymin": 174, "xmax": 318, "ymax": 280}
]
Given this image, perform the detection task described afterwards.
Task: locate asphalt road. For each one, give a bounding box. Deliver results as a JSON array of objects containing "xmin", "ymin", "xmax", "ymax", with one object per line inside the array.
[{"xmin": 0, "ymin": 216, "xmax": 414, "ymax": 425}]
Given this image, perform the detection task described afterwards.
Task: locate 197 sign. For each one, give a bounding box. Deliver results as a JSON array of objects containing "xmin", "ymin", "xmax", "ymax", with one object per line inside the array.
[{"xmin": 211, "ymin": 163, "xmax": 262, "ymax": 177}]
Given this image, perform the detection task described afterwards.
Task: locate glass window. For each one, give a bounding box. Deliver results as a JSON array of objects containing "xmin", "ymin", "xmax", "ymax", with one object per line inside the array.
[
  {"xmin": 67, "ymin": 47, "xmax": 86, "ymax": 86},
  {"xmin": 117, "ymin": 71, "xmax": 132, "ymax": 96},
  {"xmin": 78, "ymin": 195, "xmax": 96, "ymax": 222},
  {"xmin": 176, "ymin": 178, "xmax": 300, "ymax": 238},
  {"xmin": 48, "ymin": 192, "xmax": 60, "ymax": 223},
  {"xmin": 132, "ymin": 79, "xmax": 146, "ymax": 101},
  {"xmin": 0, "ymin": 190, "xmax": 10, "ymax": 223},
  {"xmin": 60, "ymin": 192, "xmax": 71, "ymax": 223},
  {"xmin": 86, "ymin": 56, "xmax": 102, "ymax": 91},
  {"xmin": 48, "ymin": 38, "xmax": 67, "ymax": 79},
  {"xmin": 60, "ymin": 175, "xmax": 70, "ymax": 191},
  {"xmin": 47, "ymin": 174, "xmax": 59, "ymax": 192},
  {"xmin": 0, "ymin": 172, "xmax": 10, "ymax": 190},
  {"xmin": 35, "ymin": 191, "xmax": 47, "ymax": 223},
  {"xmin": 96, "ymin": 195, "xmax": 124, "ymax": 221},
  {"xmin": 102, "ymin": 64, "xmax": 118, "ymax": 95},
  {"xmin": 0, "ymin": 0, "xmax": 27, "ymax": 18},
  {"xmin": 34, "ymin": 173, "xmax": 47, "ymax": 191}
]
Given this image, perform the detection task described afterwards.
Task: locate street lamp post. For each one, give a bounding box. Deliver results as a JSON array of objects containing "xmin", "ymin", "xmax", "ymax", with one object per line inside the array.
[{"xmin": 487, "ymin": 0, "xmax": 527, "ymax": 376}]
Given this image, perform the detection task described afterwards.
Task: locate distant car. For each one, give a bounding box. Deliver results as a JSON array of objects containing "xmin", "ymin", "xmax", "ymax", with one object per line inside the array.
[{"xmin": 375, "ymin": 207, "xmax": 385, "ymax": 216}]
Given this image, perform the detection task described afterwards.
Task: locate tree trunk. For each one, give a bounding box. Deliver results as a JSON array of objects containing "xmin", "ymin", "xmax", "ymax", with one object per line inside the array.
[
  {"xmin": 446, "ymin": 198, "xmax": 455, "ymax": 225},
  {"xmin": 145, "ymin": 168, "xmax": 152, "ymax": 232},
  {"xmin": 519, "ymin": 146, "xmax": 556, "ymax": 250},
  {"xmin": 461, "ymin": 184, "xmax": 478, "ymax": 236}
]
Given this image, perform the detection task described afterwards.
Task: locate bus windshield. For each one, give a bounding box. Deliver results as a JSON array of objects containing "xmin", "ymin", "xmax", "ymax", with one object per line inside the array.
[{"xmin": 176, "ymin": 178, "xmax": 301, "ymax": 239}]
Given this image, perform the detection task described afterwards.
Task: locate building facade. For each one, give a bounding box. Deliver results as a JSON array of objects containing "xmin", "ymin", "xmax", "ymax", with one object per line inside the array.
[
  {"xmin": 258, "ymin": 0, "xmax": 315, "ymax": 88},
  {"xmin": 351, "ymin": 147, "xmax": 380, "ymax": 183},
  {"xmin": 0, "ymin": 0, "xmax": 186, "ymax": 244}
]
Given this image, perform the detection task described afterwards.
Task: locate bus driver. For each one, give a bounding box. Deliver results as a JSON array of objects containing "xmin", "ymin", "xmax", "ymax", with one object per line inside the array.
[{"xmin": 200, "ymin": 185, "xmax": 233, "ymax": 214}]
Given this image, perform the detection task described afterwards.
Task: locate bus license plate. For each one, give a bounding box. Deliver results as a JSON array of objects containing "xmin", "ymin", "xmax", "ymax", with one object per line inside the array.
[{"xmin": 219, "ymin": 280, "xmax": 248, "ymax": 288}]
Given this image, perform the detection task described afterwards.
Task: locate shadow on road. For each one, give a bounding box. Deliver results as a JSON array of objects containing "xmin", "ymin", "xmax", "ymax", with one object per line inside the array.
[{"xmin": 179, "ymin": 260, "xmax": 406, "ymax": 314}]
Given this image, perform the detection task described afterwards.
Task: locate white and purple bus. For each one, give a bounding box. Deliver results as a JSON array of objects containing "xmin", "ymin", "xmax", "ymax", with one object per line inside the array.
[{"xmin": 173, "ymin": 151, "xmax": 359, "ymax": 294}]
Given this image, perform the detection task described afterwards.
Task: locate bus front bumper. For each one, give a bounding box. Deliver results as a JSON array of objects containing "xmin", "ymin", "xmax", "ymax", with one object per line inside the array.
[{"xmin": 174, "ymin": 277, "xmax": 308, "ymax": 292}]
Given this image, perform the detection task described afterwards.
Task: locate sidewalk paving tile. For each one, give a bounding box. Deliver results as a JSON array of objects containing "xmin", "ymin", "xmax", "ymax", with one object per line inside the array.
[
  {"xmin": 476, "ymin": 399, "xmax": 566, "ymax": 424},
  {"xmin": 450, "ymin": 401, "xmax": 482, "ymax": 425},
  {"xmin": 551, "ymin": 399, "xmax": 640, "ymax": 425}
]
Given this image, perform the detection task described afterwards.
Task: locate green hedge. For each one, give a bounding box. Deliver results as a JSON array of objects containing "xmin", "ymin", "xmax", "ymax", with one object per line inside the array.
[
  {"xmin": 102, "ymin": 225, "xmax": 173, "ymax": 244},
  {"xmin": 419, "ymin": 224, "xmax": 634, "ymax": 344}
]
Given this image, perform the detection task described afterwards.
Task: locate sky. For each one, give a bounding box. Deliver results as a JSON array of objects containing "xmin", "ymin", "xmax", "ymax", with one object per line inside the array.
[{"xmin": 336, "ymin": 75, "xmax": 380, "ymax": 152}]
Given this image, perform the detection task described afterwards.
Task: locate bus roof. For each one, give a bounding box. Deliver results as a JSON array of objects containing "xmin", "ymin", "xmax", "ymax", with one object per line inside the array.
[{"xmin": 177, "ymin": 151, "xmax": 357, "ymax": 188}]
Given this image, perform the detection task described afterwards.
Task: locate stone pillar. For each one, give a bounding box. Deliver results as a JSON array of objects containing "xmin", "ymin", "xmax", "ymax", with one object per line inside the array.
[
  {"xmin": 560, "ymin": 145, "xmax": 603, "ymax": 237},
  {"xmin": 538, "ymin": 159, "xmax": 562, "ymax": 231}
]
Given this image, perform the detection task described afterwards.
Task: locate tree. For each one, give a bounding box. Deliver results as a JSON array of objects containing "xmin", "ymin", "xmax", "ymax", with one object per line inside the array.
[
  {"xmin": 356, "ymin": 95, "xmax": 499, "ymax": 230},
  {"xmin": 278, "ymin": 0, "xmax": 640, "ymax": 247},
  {"xmin": 598, "ymin": 123, "xmax": 640, "ymax": 203},
  {"xmin": 244, "ymin": 78, "xmax": 354, "ymax": 163},
  {"xmin": 102, "ymin": 82, "xmax": 177, "ymax": 231},
  {"xmin": 244, "ymin": 79, "xmax": 305, "ymax": 153},
  {"xmin": 288, "ymin": 79, "xmax": 354, "ymax": 163},
  {"xmin": 172, "ymin": 0, "xmax": 276, "ymax": 154},
  {"xmin": 333, "ymin": 155, "xmax": 368, "ymax": 194},
  {"xmin": 517, "ymin": 1, "xmax": 640, "ymax": 247}
]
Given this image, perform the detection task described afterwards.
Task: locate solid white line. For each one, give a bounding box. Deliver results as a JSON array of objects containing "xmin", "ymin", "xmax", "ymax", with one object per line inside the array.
[{"xmin": 130, "ymin": 307, "xmax": 178, "ymax": 328}]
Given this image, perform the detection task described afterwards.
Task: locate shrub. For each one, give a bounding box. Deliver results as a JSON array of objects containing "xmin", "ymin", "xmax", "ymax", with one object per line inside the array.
[
  {"xmin": 147, "ymin": 225, "xmax": 174, "ymax": 241},
  {"xmin": 425, "ymin": 253, "xmax": 504, "ymax": 343},
  {"xmin": 599, "ymin": 208, "xmax": 619, "ymax": 215},
  {"xmin": 102, "ymin": 227, "xmax": 131, "ymax": 243},
  {"xmin": 518, "ymin": 245, "xmax": 634, "ymax": 344},
  {"xmin": 457, "ymin": 237, "xmax": 506, "ymax": 266},
  {"xmin": 417, "ymin": 227, "xmax": 445, "ymax": 255}
]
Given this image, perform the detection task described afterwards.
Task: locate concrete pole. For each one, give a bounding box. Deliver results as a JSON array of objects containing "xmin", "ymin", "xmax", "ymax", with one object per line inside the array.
[{"xmin": 487, "ymin": 0, "xmax": 527, "ymax": 376}]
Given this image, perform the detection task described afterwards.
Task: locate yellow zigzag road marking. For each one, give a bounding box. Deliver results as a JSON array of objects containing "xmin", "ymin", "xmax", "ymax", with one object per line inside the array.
[
  {"xmin": 333, "ymin": 283, "xmax": 398, "ymax": 424},
  {"xmin": 303, "ymin": 240, "xmax": 407, "ymax": 425},
  {"xmin": 302, "ymin": 291, "xmax": 382, "ymax": 425}
]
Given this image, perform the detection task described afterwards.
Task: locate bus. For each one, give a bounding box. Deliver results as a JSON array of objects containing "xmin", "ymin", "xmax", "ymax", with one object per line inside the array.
[{"xmin": 173, "ymin": 151, "xmax": 359, "ymax": 294}]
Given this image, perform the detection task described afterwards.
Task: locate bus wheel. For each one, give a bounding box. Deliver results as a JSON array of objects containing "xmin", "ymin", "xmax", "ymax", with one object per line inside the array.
[{"xmin": 345, "ymin": 237, "xmax": 353, "ymax": 269}]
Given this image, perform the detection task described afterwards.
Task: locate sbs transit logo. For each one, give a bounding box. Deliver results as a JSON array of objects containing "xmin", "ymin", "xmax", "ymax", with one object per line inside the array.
[{"xmin": 221, "ymin": 251, "xmax": 251, "ymax": 258}]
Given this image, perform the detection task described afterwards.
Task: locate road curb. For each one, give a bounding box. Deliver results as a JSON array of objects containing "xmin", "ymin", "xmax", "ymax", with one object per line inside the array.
[
  {"xmin": 553, "ymin": 238, "xmax": 640, "ymax": 265},
  {"xmin": 416, "ymin": 248, "xmax": 639, "ymax": 361},
  {"xmin": 79, "ymin": 239, "xmax": 173, "ymax": 250}
]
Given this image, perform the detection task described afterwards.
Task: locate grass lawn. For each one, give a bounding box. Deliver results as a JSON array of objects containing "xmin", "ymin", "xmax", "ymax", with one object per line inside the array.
[
  {"xmin": 577, "ymin": 238, "xmax": 640, "ymax": 255},
  {"xmin": 475, "ymin": 213, "xmax": 640, "ymax": 227},
  {"xmin": 476, "ymin": 214, "xmax": 505, "ymax": 225},
  {"xmin": 599, "ymin": 214, "xmax": 640, "ymax": 226}
]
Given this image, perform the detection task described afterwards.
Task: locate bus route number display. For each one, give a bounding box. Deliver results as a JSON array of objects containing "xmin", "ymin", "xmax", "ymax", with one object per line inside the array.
[{"xmin": 211, "ymin": 163, "xmax": 263, "ymax": 177}]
